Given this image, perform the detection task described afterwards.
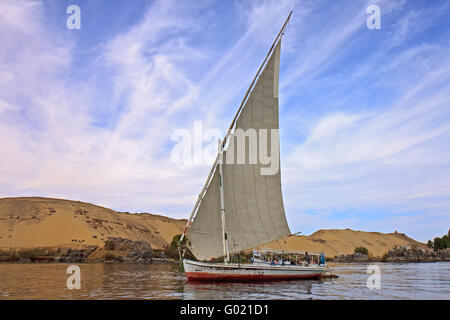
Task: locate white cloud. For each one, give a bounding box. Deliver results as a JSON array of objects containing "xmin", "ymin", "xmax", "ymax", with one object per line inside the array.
[
  {"xmin": 0, "ymin": 0, "xmax": 449, "ymax": 241},
  {"xmin": 282, "ymin": 53, "xmax": 450, "ymax": 241}
]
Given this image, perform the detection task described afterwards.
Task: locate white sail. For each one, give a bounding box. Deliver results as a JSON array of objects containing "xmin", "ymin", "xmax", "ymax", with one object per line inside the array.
[{"xmin": 187, "ymin": 41, "xmax": 290, "ymax": 261}]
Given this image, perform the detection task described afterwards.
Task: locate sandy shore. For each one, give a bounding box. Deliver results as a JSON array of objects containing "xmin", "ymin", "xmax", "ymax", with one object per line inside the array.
[{"xmin": 1, "ymin": 197, "xmax": 426, "ymax": 260}]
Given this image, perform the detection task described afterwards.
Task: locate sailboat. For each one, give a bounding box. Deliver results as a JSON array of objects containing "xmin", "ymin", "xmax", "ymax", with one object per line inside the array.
[{"xmin": 178, "ymin": 12, "xmax": 328, "ymax": 281}]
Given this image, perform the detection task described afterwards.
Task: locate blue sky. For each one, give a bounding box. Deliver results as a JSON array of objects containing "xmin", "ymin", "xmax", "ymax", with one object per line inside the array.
[{"xmin": 0, "ymin": 0, "xmax": 449, "ymax": 242}]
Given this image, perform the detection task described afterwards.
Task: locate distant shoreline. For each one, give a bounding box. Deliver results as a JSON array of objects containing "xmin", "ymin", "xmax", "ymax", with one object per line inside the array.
[
  {"xmin": 0, "ymin": 258, "xmax": 179, "ymax": 264},
  {"xmin": 2, "ymin": 259, "xmax": 450, "ymax": 265},
  {"xmin": 2, "ymin": 197, "xmax": 445, "ymax": 263}
]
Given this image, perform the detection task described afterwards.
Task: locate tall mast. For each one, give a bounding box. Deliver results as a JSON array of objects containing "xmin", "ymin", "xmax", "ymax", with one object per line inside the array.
[
  {"xmin": 179, "ymin": 11, "xmax": 292, "ymax": 250},
  {"xmin": 218, "ymin": 139, "xmax": 230, "ymax": 262}
]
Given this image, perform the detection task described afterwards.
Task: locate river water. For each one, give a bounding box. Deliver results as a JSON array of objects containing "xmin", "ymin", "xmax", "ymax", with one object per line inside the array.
[{"xmin": 0, "ymin": 262, "xmax": 449, "ymax": 299}]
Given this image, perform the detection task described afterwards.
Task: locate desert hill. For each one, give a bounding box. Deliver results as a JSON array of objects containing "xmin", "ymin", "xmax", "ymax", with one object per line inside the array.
[
  {"xmin": 260, "ymin": 229, "xmax": 426, "ymax": 257},
  {"xmin": 0, "ymin": 197, "xmax": 425, "ymax": 258},
  {"xmin": 0, "ymin": 197, "xmax": 186, "ymax": 250}
]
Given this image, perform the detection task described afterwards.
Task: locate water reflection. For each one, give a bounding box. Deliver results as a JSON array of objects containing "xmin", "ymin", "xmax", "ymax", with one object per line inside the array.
[
  {"xmin": 182, "ymin": 280, "xmax": 315, "ymax": 299},
  {"xmin": 0, "ymin": 262, "xmax": 449, "ymax": 299}
]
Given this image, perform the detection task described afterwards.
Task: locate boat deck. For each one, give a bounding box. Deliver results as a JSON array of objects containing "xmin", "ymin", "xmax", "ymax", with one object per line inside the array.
[{"xmin": 183, "ymin": 259, "xmax": 328, "ymax": 282}]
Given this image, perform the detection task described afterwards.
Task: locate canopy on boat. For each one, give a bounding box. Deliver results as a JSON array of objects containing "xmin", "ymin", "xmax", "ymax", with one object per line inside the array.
[
  {"xmin": 253, "ymin": 249, "xmax": 324, "ymax": 257},
  {"xmin": 186, "ymin": 39, "xmax": 291, "ymax": 261}
]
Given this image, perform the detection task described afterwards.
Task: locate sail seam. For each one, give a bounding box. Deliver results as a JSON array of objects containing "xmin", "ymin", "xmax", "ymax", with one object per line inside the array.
[
  {"xmin": 251, "ymin": 82, "xmax": 271, "ymax": 244},
  {"xmin": 240, "ymin": 162, "xmax": 257, "ymax": 249}
]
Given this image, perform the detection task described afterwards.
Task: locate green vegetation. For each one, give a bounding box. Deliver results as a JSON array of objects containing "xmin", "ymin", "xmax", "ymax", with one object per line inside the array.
[
  {"xmin": 170, "ymin": 234, "xmax": 185, "ymax": 248},
  {"xmin": 354, "ymin": 246, "xmax": 369, "ymax": 255},
  {"xmin": 427, "ymin": 230, "xmax": 450, "ymax": 251},
  {"xmin": 166, "ymin": 234, "xmax": 196, "ymax": 260},
  {"xmin": 0, "ymin": 248, "xmax": 57, "ymax": 262},
  {"xmin": 166, "ymin": 234, "xmax": 183, "ymax": 258},
  {"xmin": 0, "ymin": 249, "xmax": 17, "ymax": 262}
]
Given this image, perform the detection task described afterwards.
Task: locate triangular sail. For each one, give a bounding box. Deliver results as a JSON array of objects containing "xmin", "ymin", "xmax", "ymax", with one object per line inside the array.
[{"xmin": 187, "ymin": 41, "xmax": 290, "ymax": 261}]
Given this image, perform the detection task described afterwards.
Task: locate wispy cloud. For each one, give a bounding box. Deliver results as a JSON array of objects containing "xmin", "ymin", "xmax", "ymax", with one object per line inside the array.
[
  {"xmin": 0, "ymin": 0, "xmax": 449, "ymax": 241},
  {"xmin": 280, "ymin": 0, "xmax": 450, "ymax": 240}
]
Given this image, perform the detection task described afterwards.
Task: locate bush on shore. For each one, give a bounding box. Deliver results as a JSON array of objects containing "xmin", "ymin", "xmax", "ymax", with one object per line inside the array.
[
  {"xmin": 354, "ymin": 246, "xmax": 369, "ymax": 256},
  {"xmin": 166, "ymin": 234, "xmax": 196, "ymax": 260},
  {"xmin": 0, "ymin": 248, "xmax": 58, "ymax": 262},
  {"xmin": 427, "ymin": 230, "xmax": 450, "ymax": 251}
]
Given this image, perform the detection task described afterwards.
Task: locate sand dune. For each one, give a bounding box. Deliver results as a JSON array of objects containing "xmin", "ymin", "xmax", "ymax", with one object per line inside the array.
[
  {"xmin": 0, "ymin": 197, "xmax": 425, "ymax": 257},
  {"xmin": 259, "ymin": 229, "xmax": 426, "ymax": 257},
  {"xmin": 0, "ymin": 197, "xmax": 186, "ymax": 250}
]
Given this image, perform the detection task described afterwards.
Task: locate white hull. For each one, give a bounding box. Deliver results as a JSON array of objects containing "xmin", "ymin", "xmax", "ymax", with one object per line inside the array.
[{"xmin": 183, "ymin": 259, "xmax": 327, "ymax": 282}]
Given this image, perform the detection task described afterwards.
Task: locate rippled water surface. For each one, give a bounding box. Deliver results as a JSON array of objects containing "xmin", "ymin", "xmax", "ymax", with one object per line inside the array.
[{"xmin": 0, "ymin": 262, "xmax": 449, "ymax": 299}]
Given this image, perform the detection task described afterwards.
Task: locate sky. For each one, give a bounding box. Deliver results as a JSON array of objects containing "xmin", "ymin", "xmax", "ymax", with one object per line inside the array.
[{"xmin": 0, "ymin": 0, "xmax": 449, "ymax": 242}]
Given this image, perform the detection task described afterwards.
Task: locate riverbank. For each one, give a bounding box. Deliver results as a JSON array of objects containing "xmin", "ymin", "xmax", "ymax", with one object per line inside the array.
[
  {"xmin": 0, "ymin": 237, "xmax": 179, "ymax": 264},
  {"xmin": 331, "ymin": 245, "xmax": 450, "ymax": 263},
  {"xmin": 2, "ymin": 244, "xmax": 449, "ymax": 265},
  {"xmin": 1, "ymin": 197, "xmax": 436, "ymax": 263}
]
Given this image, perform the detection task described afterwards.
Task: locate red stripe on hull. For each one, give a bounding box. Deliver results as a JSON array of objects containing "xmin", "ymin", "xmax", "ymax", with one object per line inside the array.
[{"xmin": 186, "ymin": 272, "xmax": 322, "ymax": 282}]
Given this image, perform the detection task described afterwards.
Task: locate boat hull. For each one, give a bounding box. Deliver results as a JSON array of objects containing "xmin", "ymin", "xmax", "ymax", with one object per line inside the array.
[{"xmin": 183, "ymin": 259, "xmax": 327, "ymax": 282}]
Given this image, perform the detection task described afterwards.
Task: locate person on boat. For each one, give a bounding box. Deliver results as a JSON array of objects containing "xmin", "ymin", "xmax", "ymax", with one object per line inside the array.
[
  {"xmin": 304, "ymin": 252, "xmax": 310, "ymax": 265},
  {"xmin": 319, "ymin": 253, "xmax": 326, "ymax": 265}
]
